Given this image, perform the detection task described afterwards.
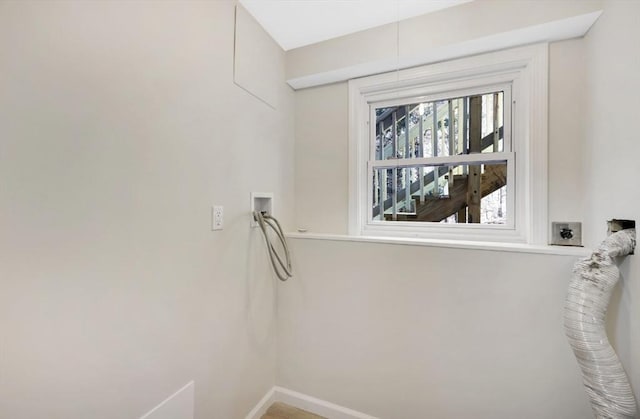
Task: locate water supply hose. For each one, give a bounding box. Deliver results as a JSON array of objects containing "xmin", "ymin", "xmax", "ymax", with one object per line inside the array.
[
  {"xmin": 253, "ymin": 211, "xmax": 292, "ymax": 281},
  {"xmin": 564, "ymin": 228, "xmax": 637, "ymax": 418}
]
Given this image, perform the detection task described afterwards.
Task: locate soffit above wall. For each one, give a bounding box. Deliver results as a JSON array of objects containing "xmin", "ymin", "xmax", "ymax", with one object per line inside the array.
[
  {"xmin": 285, "ymin": 0, "xmax": 603, "ymax": 90},
  {"xmin": 238, "ymin": 0, "xmax": 473, "ymax": 51}
]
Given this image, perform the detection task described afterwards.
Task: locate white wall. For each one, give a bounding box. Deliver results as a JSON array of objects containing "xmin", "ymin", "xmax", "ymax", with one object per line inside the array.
[
  {"xmin": 285, "ymin": 0, "xmax": 602, "ymax": 88},
  {"xmin": 294, "ymin": 82, "xmax": 349, "ymax": 233},
  {"xmin": 0, "ymin": 1, "xmax": 293, "ymax": 418},
  {"xmin": 549, "ymin": 39, "xmax": 586, "ymax": 224},
  {"xmin": 294, "ymin": 39, "xmax": 587, "ymax": 235},
  {"xmin": 583, "ymin": 0, "xmax": 640, "ymax": 410},
  {"xmin": 287, "ymin": 42, "xmax": 593, "ymax": 418},
  {"xmin": 283, "ymin": 2, "xmax": 640, "ymax": 418},
  {"xmin": 278, "ymin": 239, "xmax": 591, "ymax": 418}
]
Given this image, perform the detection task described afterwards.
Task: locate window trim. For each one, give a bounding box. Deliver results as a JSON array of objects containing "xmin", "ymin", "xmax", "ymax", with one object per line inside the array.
[{"xmin": 348, "ymin": 43, "xmax": 549, "ymax": 244}]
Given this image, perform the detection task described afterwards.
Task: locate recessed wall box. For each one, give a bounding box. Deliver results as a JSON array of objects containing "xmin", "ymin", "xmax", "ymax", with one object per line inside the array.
[
  {"xmin": 551, "ymin": 222, "xmax": 582, "ymax": 247},
  {"xmin": 251, "ymin": 192, "xmax": 273, "ymax": 227},
  {"xmin": 607, "ymin": 219, "xmax": 635, "ymax": 235}
]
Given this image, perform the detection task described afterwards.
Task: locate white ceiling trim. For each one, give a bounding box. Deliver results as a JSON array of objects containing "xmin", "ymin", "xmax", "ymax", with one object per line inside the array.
[{"xmin": 286, "ymin": 11, "xmax": 602, "ymax": 90}]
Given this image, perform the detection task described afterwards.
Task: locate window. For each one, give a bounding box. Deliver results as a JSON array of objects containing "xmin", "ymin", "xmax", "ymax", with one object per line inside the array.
[
  {"xmin": 371, "ymin": 88, "xmax": 512, "ymax": 225},
  {"xmin": 348, "ymin": 44, "xmax": 548, "ymax": 244}
]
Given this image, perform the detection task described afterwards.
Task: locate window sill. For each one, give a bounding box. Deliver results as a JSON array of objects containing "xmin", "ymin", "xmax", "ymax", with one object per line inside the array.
[{"xmin": 285, "ymin": 232, "xmax": 592, "ymax": 257}]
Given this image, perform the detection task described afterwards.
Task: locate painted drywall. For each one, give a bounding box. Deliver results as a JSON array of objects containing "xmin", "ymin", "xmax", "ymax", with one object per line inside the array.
[
  {"xmin": 548, "ymin": 38, "xmax": 586, "ymax": 226},
  {"xmin": 288, "ymin": 57, "xmax": 595, "ymax": 412},
  {"xmin": 239, "ymin": 0, "xmax": 472, "ymax": 52},
  {"xmin": 583, "ymin": 0, "xmax": 640, "ymax": 410},
  {"xmin": 293, "ymin": 40, "xmax": 587, "ymax": 235},
  {"xmin": 139, "ymin": 382, "xmax": 194, "ymax": 419},
  {"xmin": 285, "ymin": 4, "xmax": 612, "ymax": 419},
  {"xmin": 277, "ymin": 239, "xmax": 592, "ymax": 418},
  {"xmin": 0, "ymin": 1, "xmax": 293, "ymax": 418},
  {"xmin": 294, "ymin": 82, "xmax": 350, "ymax": 234},
  {"xmin": 286, "ymin": 0, "xmax": 603, "ymax": 88},
  {"xmin": 235, "ymin": 4, "xmax": 282, "ymax": 108}
]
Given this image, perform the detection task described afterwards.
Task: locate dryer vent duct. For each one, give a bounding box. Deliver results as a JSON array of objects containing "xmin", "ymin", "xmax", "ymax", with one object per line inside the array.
[{"xmin": 564, "ymin": 226, "xmax": 636, "ymax": 418}]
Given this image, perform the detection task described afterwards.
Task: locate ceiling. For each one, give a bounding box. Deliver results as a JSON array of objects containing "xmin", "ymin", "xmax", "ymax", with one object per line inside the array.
[{"xmin": 238, "ymin": 0, "xmax": 473, "ymax": 51}]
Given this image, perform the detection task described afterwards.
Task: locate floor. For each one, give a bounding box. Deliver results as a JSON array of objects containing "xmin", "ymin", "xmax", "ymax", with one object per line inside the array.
[{"xmin": 261, "ymin": 402, "xmax": 326, "ymax": 419}]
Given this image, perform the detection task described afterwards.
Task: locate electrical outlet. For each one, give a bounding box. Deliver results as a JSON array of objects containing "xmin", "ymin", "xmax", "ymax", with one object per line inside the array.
[{"xmin": 212, "ymin": 206, "xmax": 223, "ymax": 230}]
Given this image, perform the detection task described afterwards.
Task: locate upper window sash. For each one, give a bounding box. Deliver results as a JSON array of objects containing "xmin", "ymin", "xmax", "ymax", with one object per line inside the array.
[{"xmin": 368, "ymin": 83, "xmax": 513, "ymax": 160}]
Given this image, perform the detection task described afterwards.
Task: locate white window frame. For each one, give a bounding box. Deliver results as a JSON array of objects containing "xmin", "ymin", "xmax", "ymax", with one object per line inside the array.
[{"xmin": 348, "ymin": 44, "xmax": 548, "ymax": 244}]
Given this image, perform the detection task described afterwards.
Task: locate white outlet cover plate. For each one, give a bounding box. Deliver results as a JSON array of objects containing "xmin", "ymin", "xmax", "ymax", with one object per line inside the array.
[{"xmin": 212, "ymin": 206, "xmax": 223, "ymax": 230}]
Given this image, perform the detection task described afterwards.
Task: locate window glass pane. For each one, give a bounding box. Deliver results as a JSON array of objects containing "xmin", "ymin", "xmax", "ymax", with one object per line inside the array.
[
  {"xmin": 373, "ymin": 90, "xmax": 505, "ymax": 160},
  {"xmin": 372, "ymin": 162, "xmax": 507, "ymax": 224},
  {"xmin": 481, "ymin": 185, "xmax": 507, "ymax": 224},
  {"xmin": 480, "ymin": 91, "xmax": 504, "ymax": 154}
]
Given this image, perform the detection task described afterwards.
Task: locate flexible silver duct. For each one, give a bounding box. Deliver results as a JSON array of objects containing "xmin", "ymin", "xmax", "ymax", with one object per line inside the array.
[{"xmin": 564, "ymin": 228, "xmax": 637, "ymax": 419}]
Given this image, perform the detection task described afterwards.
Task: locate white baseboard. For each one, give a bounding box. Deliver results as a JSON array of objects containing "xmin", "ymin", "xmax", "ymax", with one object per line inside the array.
[
  {"xmin": 245, "ymin": 386, "xmax": 379, "ymax": 419},
  {"xmin": 244, "ymin": 387, "xmax": 276, "ymax": 419}
]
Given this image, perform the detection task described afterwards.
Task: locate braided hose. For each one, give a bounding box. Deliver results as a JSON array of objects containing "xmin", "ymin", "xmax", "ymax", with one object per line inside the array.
[
  {"xmin": 253, "ymin": 211, "xmax": 292, "ymax": 281},
  {"xmin": 564, "ymin": 229, "xmax": 637, "ymax": 418}
]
